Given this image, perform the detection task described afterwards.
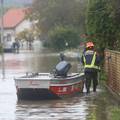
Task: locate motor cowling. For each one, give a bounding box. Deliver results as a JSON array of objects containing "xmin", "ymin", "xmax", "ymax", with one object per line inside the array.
[{"xmin": 54, "ymin": 60, "xmax": 71, "ymax": 77}]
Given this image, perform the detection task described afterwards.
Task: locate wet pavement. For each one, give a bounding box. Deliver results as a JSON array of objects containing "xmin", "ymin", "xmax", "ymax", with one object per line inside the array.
[{"xmin": 0, "ymin": 50, "xmax": 119, "ymax": 120}]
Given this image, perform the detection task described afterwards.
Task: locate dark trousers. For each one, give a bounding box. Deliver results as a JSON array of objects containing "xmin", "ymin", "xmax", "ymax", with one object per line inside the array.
[{"xmin": 85, "ymin": 71, "xmax": 98, "ymax": 93}]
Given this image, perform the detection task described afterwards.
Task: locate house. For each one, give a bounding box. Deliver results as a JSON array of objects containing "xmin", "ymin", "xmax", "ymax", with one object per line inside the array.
[{"xmin": 0, "ymin": 8, "xmax": 32, "ymax": 52}]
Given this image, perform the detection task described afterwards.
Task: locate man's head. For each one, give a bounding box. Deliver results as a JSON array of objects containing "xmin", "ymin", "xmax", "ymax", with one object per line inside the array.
[{"xmin": 86, "ymin": 41, "xmax": 94, "ymax": 49}]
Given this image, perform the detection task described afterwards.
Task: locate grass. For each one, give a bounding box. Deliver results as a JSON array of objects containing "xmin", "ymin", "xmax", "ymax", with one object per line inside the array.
[{"xmin": 107, "ymin": 106, "xmax": 120, "ymax": 120}]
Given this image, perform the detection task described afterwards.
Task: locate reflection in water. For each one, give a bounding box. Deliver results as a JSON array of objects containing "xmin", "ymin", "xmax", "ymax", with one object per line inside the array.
[
  {"xmin": 0, "ymin": 79, "xmax": 17, "ymax": 120},
  {"xmin": 27, "ymin": 53, "xmax": 59, "ymax": 73},
  {"xmin": 0, "ymin": 51, "xmax": 119, "ymax": 120},
  {"xmin": 27, "ymin": 52, "xmax": 78, "ymax": 73},
  {"xmin": 16, "ymin": 96, "xmax": 88, "ymax": 120}
]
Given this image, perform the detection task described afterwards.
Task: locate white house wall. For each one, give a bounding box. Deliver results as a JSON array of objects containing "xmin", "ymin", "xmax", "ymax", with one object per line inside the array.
[
  {"xmin": 15, "ymin": 19, "xmax": 32, "ymax": 34},
  {"xmin": 4, "ymin": 29, "xmax": 15, "ymax": 37},
  {"xmin": 3, "ymin": 29, "xmax": 16, "ymax": 42},
  {"xmin": 3, "ymin": 19, "xmax": 32, "ymax": 43}
]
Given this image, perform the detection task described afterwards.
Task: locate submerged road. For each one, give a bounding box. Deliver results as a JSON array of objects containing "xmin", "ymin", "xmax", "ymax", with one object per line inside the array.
[{"xmin": 0, "ymin": 51, "xmax": 119, "ymax": 120}]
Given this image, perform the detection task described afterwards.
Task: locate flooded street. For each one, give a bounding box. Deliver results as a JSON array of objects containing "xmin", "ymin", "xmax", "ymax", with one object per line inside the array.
[{"xmin": 0, "ymin": 50, "xmax": 118, "ymax": 120}]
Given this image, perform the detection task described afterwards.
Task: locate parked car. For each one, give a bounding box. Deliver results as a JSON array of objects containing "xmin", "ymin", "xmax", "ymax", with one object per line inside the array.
[{"xmin": 3, "ymin": 40, "xmax": 14, "ymax": 53}]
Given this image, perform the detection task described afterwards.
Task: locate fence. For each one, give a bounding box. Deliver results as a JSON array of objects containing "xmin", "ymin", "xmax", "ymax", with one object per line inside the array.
[{"xmin": 104, "ymin": 49, "xmax": 120, "ymax": 96}]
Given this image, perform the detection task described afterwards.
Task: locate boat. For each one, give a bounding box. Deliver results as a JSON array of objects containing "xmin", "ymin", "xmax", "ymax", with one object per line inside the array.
[
  {"xmin": 15, "ymin": 72, "xmax": 84, "ymax": 100},
  {"xmin": 14, "ymin": 60, "xmax": 85, "ymax": 100}
]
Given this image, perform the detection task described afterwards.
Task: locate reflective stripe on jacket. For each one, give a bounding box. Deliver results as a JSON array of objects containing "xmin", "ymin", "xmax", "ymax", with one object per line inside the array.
[{"xmin": 83, "ymin": 50, "xmax": 99, "ymax": 70}]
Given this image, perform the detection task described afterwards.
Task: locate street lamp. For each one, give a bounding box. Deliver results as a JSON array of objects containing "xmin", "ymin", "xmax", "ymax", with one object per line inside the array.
[{"xmin": 1, "ymin": 0, "xmax": 5, "ymax": 79}]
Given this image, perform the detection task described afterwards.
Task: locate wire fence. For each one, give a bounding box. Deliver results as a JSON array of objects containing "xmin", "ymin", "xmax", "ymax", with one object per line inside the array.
[{"xmin": 104, "ymin": 49, "xmax": 120, "ymax": 96}]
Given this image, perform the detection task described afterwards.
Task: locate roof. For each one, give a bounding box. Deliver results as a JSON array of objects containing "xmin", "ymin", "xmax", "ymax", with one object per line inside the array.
[{"xmin": 0, "ymin": 8, "xmax": 29, "ymax": 29}]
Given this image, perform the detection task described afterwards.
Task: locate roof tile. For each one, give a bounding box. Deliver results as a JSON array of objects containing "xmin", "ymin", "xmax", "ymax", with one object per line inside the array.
[{"xmin": 0, "ymin": 8, "xmax": 28, "ymax": 28}]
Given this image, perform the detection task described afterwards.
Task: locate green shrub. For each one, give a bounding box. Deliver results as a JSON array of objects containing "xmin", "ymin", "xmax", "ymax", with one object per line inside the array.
[
  {"xmin": 100, "ymin": 70, "xmax": 107, "ymax": 81},
  {"xmin": 48, "ymin": 26, "xmax": 80, "ymax": 50},
  {"xmin": 0, "ymin": 44, "xmax": 3, "ymax": 54},
  {"xmin": 108, "ymin": 106, "xmax": 120, "ymax": 120}
]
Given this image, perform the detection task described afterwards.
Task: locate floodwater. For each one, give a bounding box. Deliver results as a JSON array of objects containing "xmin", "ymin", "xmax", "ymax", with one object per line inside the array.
[{"xmin": 0, "ymin": 48, "xmax": 119, "ymax": 120}]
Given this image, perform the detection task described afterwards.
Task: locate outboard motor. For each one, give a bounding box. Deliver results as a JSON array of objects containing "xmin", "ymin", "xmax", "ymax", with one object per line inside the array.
[{"xmin": 54, "ymin": 60, "xmax": 71, "ymax": 77}]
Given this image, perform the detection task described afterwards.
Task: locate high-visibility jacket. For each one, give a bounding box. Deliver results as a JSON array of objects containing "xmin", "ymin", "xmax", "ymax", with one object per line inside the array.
[{"xmin": 82, "ymin": 50, "xmax": 100, "ymax": 70}]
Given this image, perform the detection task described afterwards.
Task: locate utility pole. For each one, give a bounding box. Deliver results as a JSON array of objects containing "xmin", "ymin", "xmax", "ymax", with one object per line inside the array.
[{"xmin": 1, "ymin": 0, "xmax": 5, "ymax": 79}]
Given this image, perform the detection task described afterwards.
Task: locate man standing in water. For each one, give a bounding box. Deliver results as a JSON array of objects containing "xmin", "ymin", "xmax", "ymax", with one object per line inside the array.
[{"xmin": 81, "ymin": 41, "xmax": 101, "ymax": 93}]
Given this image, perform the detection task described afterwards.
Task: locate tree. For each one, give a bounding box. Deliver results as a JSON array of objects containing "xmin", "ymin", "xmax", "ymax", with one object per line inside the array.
[
  {"xmin": 30, "ymin": 0, "xmax": 87, "ymax": 40},
  {"xmin": 48, "ymin": 26, "xmax": 80, "ymax": 50},
  {"xmin": 86, "ymin": 0, "xmax": 120, "ymax": 52}
]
